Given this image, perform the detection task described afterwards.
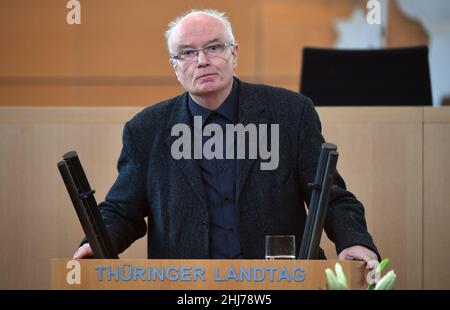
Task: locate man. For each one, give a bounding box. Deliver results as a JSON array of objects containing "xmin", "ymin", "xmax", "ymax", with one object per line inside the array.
[{"xmin": 74, "ymin": 9, "xmax": 379, "ymax": 266}]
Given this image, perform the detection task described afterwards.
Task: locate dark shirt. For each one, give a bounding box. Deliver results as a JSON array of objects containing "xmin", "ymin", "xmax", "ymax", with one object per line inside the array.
[{"xmin": 188, "ymin": 80, "xmax": 243, "ymax": 258}]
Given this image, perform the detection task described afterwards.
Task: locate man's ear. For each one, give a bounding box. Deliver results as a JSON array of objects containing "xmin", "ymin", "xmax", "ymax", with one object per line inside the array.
[
  {"xmin": 232, "ymin": 44, "xmax": 239, "ymax": 69},
  {"xmin": 232, "ymin": 44, "xmax": 239, "ymax": 55}
]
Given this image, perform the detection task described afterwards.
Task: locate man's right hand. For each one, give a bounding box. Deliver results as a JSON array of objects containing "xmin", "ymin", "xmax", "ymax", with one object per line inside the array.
[{"xmin": 73, "ymin": 243, "xmax": 94, "ymax": 259}]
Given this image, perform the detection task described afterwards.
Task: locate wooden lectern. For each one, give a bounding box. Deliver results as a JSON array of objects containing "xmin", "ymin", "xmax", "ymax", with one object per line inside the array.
[{"xmin": 52, "ymin": 259, "xmax": 367, "ymax": 290}]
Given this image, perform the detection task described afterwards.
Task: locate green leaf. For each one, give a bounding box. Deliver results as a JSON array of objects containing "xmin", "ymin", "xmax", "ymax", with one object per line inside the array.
[
  {"xmin": 325, "ymin": 268, "xmax": 340, "ymax": 290},
  {"xmin": 325, "ymin": 265, "xmax": 349, "ymax": 290},
  {"xmin": 374, "ymin": 270, "xmax": 396, "ymax": 290},
  {"xmin": 334, "ymin": 263, "xmax": 349, "ymax": 289},
  {"xmin": 377, "ymin": 258, "xmax": 390, "ymax": 274},
  {"xmin": 367, "ymin": 258, "xmax": 391, "ymax": 290}
]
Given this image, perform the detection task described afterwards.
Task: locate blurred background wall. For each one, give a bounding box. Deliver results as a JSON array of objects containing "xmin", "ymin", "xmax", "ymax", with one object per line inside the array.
[{"xmin": 0, "ymin": 0, "xmax": 430, "ymax": 107}]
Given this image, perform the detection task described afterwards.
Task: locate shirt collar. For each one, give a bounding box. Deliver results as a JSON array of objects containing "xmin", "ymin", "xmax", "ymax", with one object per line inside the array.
[{"xmin": 188, "ymin": 78, "xmax": 238, "ymax": 126}]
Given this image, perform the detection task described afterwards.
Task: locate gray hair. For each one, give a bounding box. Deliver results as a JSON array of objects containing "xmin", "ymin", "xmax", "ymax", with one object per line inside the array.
[{"xmin": 165, "ymin": 9, "xmax": 236, "ymax": 55}]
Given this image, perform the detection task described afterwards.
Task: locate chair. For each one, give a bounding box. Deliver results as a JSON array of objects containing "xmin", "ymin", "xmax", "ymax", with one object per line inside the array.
[{"xmin": 300, "ymin": 46, "xmax": 432, "ymax": 106}]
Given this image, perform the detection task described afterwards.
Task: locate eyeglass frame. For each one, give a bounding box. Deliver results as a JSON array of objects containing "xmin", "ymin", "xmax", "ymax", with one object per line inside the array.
[{"xmin": 170, "ymin": 42, "xmax": 235, "ymax": 63}]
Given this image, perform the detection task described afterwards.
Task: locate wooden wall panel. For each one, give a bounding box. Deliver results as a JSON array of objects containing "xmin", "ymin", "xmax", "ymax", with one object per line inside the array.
[
  {"xmin": 0, "ymin": 0, "xmax": 428, "ymax": 106},
  {"xmin": 0, "ymin": 84, "xmax": 184, "ymax": 106},
  {"xmin": 317, "ymin": 107, "xmax": 423, "ymax": 290},
  {"xmin": 259, "ymin": 0, "xmax": 362, "ymax": 87},
  {"xmin": 0, "ymin": 0, "xmax": 257, "ymax": 77},
  {"xmin": 0, "ymin": 0, "xmax": 257, "ymax": 106},
  {"xmin": 0, "ymin": 108, "xmax": 145, "ymax": 289},
  {"xmin": 423, "ymin": 108, "xmax": 450, "ymax": 289}
]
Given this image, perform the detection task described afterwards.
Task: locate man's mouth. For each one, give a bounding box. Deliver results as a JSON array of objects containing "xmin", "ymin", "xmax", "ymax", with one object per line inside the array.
[{"xmin": 196, "ymin": 73, "xmax": 216, "ymax": 80}]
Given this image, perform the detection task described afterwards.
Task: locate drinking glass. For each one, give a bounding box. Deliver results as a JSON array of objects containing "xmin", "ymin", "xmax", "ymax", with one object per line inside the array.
[{"xmin": 265, "ymin": 235, "xmax": 296, "ymax": 260}]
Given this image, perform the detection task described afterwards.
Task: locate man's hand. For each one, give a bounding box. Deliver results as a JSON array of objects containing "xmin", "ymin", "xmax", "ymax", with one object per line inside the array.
[
  {"xmin": 73, "ymin": 243, "xmax": 94, "ymax": 259},
  {"xmin": 338, "ymin": 245, "xmax": 379, "ymax": 269}
]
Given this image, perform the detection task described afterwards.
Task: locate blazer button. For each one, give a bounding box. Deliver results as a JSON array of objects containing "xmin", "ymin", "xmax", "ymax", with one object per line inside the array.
[{"xmin": 201, "ymin": 221, "xmax": 208, "ymax": 230}]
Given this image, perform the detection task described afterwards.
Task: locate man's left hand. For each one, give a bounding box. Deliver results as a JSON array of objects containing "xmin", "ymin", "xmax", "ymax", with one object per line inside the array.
[{"xmin": 338, "ymin": 245, "xmax": 379, "ymax": 269}]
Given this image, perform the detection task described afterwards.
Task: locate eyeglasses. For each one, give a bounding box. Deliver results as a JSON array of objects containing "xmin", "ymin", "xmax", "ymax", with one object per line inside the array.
[{"xmin": 171, "ymin": 43, "xmax": 235, "ymax": 63}]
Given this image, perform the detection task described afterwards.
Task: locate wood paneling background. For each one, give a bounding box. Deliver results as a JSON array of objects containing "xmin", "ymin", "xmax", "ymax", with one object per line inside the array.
[
  {"xmin": 318, "ymin": 107, "xmax": 424, "ymax": 290},
  {"xmin": 0, "ymin": 0, "xmax": 427, "ymax": 106},
  {"xmin": 423, "ymin": 108, "xmax": 450, "ymax": 290}
]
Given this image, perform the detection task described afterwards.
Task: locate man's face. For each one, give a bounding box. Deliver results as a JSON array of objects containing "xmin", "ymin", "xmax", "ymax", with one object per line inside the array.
[{"xmin": 170, "ymin": 14, "xmax": 238, "ymax": 98}]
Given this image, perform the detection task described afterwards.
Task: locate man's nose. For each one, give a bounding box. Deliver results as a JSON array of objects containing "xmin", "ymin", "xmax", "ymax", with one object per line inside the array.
[{"xmin": 196, "ymin": 49, "xmax": 209, "ymax": 66}]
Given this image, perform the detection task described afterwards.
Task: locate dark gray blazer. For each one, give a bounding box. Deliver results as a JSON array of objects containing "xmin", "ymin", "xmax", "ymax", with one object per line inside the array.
[{"xmin": 99, "ymin": 78, "xmax": 379, "ymax": 259}]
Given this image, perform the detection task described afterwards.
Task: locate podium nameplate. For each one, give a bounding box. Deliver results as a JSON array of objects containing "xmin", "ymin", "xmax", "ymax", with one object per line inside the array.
[{"xmin": 52, "ymin": 259, "xmax": 367, "ymax": 290}]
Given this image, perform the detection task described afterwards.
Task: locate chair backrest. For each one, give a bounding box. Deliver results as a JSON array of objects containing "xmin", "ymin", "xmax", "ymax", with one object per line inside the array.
[{"xmin": 300, "ymin": 46, "xmax": 432, "ymax": 106}]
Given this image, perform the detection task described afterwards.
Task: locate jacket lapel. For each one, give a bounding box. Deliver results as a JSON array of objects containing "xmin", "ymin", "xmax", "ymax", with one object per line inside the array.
[
  {"xmin": 164, "ymin": 93, "xmax": 209, "ymax": 209},
  {"xmin": 235, "ymin": 81, "xmax": 267, "ymax": 203}
]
